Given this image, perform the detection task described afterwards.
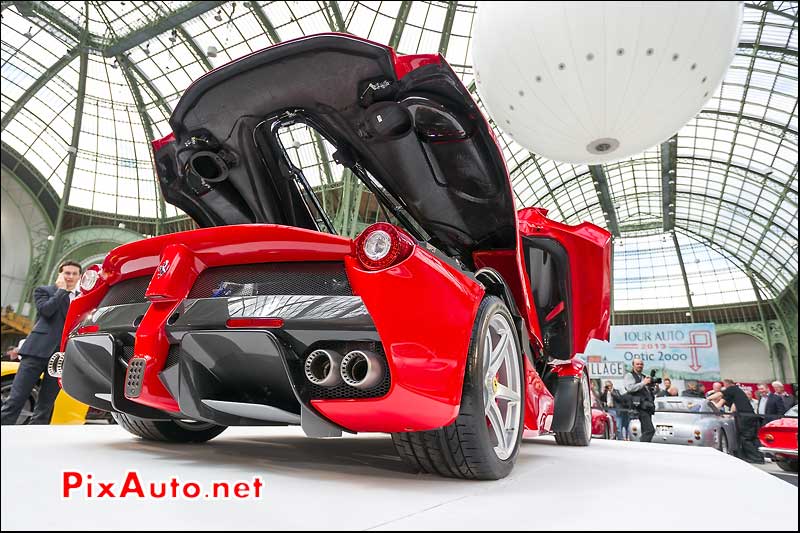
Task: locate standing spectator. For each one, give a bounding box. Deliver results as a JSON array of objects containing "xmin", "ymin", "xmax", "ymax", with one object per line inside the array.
[
  {"xmin": 772, "ymin": 381, "xmax": 797, "ymax": 412},
  {"xmin": 708, "ymin": 379, "xmax": 764, "ymax": 464},
  {"xmin": 744, "ymin": 387, "xmax": 758, "ymax": 412},
  {"xmin": 0, "ymin": 261, "xmax": 82, "ymax": 425},
  {"xmin": 667, "ymin": 385, "xmax": 679, "ymax": 397},
  {"xmin": 600, "ymin": 380, "xmax": 624, "ymax": 440},
  {"xmin": 757, "ymin": 382, "xmax": 785, "ymax": 420},
  {"xmin": 623, "ymin": 357, "xmax": 655, "ymax": 443},
  {"xmin": 698, "ymin": 383, "xmax": 707, "ymax": 397},
  {"xmin": 682, "ymin": 382, "xmax": 703, "ymax": 398},
  {"xmin": 656, "ymin": 377, "xmax": 672, "ymax": 397}
]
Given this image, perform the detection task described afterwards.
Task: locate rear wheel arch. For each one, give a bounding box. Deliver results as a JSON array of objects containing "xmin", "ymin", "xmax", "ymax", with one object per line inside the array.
[
  {"xmin": 391, "ymin": 295, "xmax": 526, "ymax": 479},
  {"xmin": 554, "ymin": 368, "xmax": 592, "ymax": 446},
  {"xmin": 475, "ymin": 268, "xmax": 535, "ymax": 363}
]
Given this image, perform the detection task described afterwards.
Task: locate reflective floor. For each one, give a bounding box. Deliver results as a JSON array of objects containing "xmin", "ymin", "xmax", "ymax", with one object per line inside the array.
[{"xmin": 1, "ymin": 426, "xmax": 796, "ymax": 530}]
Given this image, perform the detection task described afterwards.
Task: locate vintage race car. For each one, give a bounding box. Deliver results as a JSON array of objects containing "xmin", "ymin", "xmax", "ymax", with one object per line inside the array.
[
  {"xmin": 53, "ymin": 34, "xmax": 611, "ymax": 480},
  {"xmin": 590, "ymin": 393, "xmax": 617, "ymax": 439},
  {"xmin": 758, "ymin": 404, "xmax": 798, "ymax": 472},
  {"xmin": 629, "ymin": 396, "xmax": 737, "ymax": 453}
]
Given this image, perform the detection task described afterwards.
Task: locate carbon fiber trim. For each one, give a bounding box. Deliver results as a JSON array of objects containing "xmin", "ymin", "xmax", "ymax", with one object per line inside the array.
[
  {"xmin": 98, "ymin": 277, "xmax": 151, "ymax": 307},
  {"xmin": 165, "ymin": 344, "xmax": 181, "ymax": 368},
  {"xmin": 121, "ymin": 344, "xmax": 135, "ymax": 363},
  {"xmin": 188, "ymin": 262, "xmax": 352, "ymax": 298},
  {"xmin": 226, "ymin": 295, "xmax": 368, "ymax": 320}
]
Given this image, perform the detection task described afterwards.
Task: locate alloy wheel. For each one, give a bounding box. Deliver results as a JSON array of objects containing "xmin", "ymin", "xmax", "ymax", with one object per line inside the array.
[{"xmin": 482, "ymin": 313, "xmax": 522, "ymax": 460}]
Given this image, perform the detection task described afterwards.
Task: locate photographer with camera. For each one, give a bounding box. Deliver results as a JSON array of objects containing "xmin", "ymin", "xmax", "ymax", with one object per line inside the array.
[{"xmin": 622, "ymin": 357, "xmax": 658, "ymax": 442}]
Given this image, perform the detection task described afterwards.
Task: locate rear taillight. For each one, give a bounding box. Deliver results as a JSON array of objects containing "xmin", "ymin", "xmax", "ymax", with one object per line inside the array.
[
  {"xmin": 79, "ymin": 264, "xmax": 103, "ymax": 293},
  {"xmin": 77, "ymin": 325, "xmax": 99, "ymax": 335},
  {"xmin": 354, "ymin": 223, "xmax": 415, "ymax": 271},
  {"xmin": 763, "ymin": 433, "xmax": 774, "ymax": 443}
]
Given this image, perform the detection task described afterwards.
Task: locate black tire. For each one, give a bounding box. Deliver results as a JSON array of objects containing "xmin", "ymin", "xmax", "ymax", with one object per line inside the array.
[
  {"xmin": 112, "ymin": 412, "xmax": 226, "ymax": 443},
  {"xmin": 776, "ymin": 459, "xmax": 798, "ymax": 472},
  {"xmin": 1, "ymin": 375, "xmax": 38, "ymax": 425},
  {"xmin": 391, "ymin": 296, "xmax": 525, "ymax": 480},
  {"xmin": 554, "ymin": 370, "xmax": 592, "ymax": 446}
]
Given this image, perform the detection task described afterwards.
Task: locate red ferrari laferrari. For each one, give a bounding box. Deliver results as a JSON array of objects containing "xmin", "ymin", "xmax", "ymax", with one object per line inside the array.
[{"xmin": 54, "ymin": 34, "xmax": 611, "ymax": 479}]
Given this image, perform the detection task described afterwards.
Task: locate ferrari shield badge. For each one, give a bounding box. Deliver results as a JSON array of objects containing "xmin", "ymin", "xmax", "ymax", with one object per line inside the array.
[{"xmin": 156, "ymin": 259, "xmax": 170, "ymax": 279}]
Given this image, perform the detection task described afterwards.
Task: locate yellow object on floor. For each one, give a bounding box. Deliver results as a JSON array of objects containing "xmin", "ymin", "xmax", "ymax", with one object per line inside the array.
[{"xmin": 1, "ymin": 360, "xmax": 88, "ymax": 424}]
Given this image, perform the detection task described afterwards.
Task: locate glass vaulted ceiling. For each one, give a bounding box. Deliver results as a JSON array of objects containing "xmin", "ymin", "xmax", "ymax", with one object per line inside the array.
[{"xmin": 0, "ymin": 1, "xmax": 797, "ymax": 310}]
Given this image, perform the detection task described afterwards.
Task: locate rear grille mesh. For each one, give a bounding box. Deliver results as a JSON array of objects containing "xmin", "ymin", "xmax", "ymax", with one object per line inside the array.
[
  {"xmin": 119, "ymin": 340, "xmax": 179, "ymax": 369},
  {"xmin": 120, "ymin": 344, "xmax": 135, "ymax": 363},
  {"xmin": 98, "ymin": 263, "xmax": 351, "ymax": 307},
  {"xmin": 99, "ymin": 277, "xmax": 151, "ymax": 307},
  {"xmin": 188, "ymin": 262, "xmax": 352, "ymax": 298},
  {"xmin": 306, "ymin": 367, "xmax": 391, "ymax": 400},
  {"xmin": 165, "ymin": 345, "xmax": 181, "ymax": 369}
]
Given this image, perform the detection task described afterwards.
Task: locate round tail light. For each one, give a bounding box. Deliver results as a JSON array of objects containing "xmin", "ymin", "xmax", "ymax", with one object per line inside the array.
[
  {"xmin": 79, "ymin": 264, "xmax": 102, "ymax": 292},
  {"xmin": 354, "ymin": 223, "xmax": 415, "ymax": 271}
]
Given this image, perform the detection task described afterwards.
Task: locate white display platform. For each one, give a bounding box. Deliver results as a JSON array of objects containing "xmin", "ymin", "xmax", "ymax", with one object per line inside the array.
[{"xmin": 1, "ymin": 425, "xmax": 796, "ymax": 530}]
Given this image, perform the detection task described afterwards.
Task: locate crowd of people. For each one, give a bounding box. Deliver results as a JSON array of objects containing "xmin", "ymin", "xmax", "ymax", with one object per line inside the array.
[{"xmin": 594, "ymin": 359, "xmax": 797, "ymax": 465}]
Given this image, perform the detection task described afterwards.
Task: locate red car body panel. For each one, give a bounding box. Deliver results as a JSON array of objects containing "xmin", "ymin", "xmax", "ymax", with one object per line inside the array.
[
  {"xmin": 523, "ymin": 357, "xmax": 556, "ymax": 432},
  {"xmin": 590, "ymin": 394, "xmax": 617, "ymax": 438},
  {"xmin": 517, "ymin": 207, "xmax": 612, "ymax": 357},
  {"xmin": 312, "ymin": 250, "xmax": 485, "ymax": 432},
  {"xmin": 591, "ymin": 407, "xmax": 616, "ymax": 438},
  {"xmin": 758, "ymin": 416, "xmax": 798, "ymax": 458}
]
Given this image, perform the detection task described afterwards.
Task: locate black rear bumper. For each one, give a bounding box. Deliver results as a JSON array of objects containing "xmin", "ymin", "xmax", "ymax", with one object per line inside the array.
[
  {"xmin": 62, "ymin": 295, "xmax": 388, "ymax": 427},
  {"xmin": 63, "ymin": 330, "xmax": 303, "ymax": 425}
]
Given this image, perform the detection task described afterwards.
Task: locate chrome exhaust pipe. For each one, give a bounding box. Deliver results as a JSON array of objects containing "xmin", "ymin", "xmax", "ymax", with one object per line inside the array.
[
  {"xmin": 340, "ymin": 350, "xmax": 384, "ymax": 390},
  {"xmin": 304, "ymin": 349, "xmax": 343, "ymax": 387},
  {"xmin": 48, "ymin": 351, "xmax": 65, "ymax": 378}
]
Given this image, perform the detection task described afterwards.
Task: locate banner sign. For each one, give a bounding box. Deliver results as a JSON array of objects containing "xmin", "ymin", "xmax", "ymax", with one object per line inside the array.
[{"xmin": 584, "ymin": 323, "xmax": 720, "ymax": 381}]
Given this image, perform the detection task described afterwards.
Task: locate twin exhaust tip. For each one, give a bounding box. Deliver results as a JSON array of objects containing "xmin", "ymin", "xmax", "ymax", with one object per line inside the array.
[
  {"xmin": 304, "ymin": 349, "xmax": 384, "ymax": 390},
  {"xmin": 48, "ymin": 352, "xmax": 65, "ymax": 378}
]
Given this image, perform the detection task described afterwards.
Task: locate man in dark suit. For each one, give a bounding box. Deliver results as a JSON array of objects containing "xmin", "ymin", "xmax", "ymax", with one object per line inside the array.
[
  {"xmin": 772, "ymin": 381, "xmax": 797, "ymax": 412},
  {"xmin": 756, "ymin": 382, "xmax": 787, "ymax": 420},
  {"xmin": 1, "ymin": 261, "xmax": 82, "ymax": 425}
]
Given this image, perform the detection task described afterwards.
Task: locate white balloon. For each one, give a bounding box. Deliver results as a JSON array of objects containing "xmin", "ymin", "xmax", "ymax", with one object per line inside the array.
[{"xmin": 472, "ymin": 1, "xmax": 742, "ymax": 164}]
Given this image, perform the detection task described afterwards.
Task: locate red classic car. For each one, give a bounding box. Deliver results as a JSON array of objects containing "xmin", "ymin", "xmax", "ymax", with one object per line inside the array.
[
  {"xmin": 52, "ymin": 34, "xmax": 611, "ymax": 480},
  {"xmin": 759, "ymin": 405, "xmax": 798, "ymax": 472},
  {"xmin": 591, "ymin": 394, "xmax": 617, "ymax": 439}
]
